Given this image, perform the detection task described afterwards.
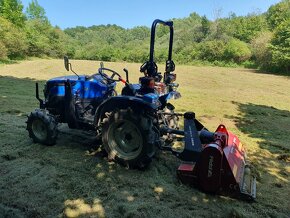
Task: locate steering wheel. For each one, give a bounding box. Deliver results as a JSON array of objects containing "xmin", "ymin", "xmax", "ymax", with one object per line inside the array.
[{"xmin": 98, "ymin": 67, "xmax": 122, "ymax": 83}]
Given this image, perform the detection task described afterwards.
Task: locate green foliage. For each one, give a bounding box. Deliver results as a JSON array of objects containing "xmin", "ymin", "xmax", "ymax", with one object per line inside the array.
[
  {"xmin": 0, "ymin": 0, "xmax": 288, "ymax": 74},
  {"xmin": 0, "ymin": 0, "xmax": 26, "ymax": 27},
  {"xmin": 201, "ymin": 15, "xmax": 210, "ymax": 37},
  {"xmin": 0, "ymin": 17, "xmax": 28, "ymax": 58},
  {"xmin": 197, "ymin": 40, "xmax": 226, "ymax": 62},
  {"xmin": 128, "ymin": 26, "xmax": 150, "ymax": 40},
  {"xmin": 0, "ymin": 40, "xmax": 8, "ymax": 59},
  {"xmin": 217, "ymin": 14, "xmax": 268, "ymax": 42},
  {"xmin": 266, "ymin": 0, "xmax": 290, "ymax": 30},
  {"xmin": 26, "ymin": 0, "xmax": 48, "ymax": 23},
  {"xmin": 24, "ymin": 0, "xmax": 65, "ymax": 58},
  {"xmin": 25, "ymin": 19, "xmax": 50, "ymax": 56},
  {"xmin": 173, "ymin": 12, "xmax": 204, "ymax": 43},
  {"xmin": 224, "ymin": 39, "xmax": 251, "ymax": 63},
  {"xmin": 251, "ymin": 31, "xmax": 273, "ymax": 69},
  {"xmin": 269, "ymin": 19, "xmax": 290, "ymax": 73},
  {"xmin": 25, "ymin": 19, "xmax": 66, "ymax": 57},
  {"xmin": 47, "ymin": 27, "xmax": 67, "ymax": 57}
]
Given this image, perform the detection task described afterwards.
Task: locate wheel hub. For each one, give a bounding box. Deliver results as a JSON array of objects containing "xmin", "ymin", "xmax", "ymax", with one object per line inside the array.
[
  {"xmin": 108, "ymin": 120, "xmax": 143, "ymax": 159},
  {"xmin": 32, "ymin": 119, "xmax": 47, "ymax": 141}
]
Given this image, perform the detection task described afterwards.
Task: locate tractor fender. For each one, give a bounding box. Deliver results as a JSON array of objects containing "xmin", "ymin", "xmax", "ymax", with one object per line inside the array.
[{"xmin": 94, "ymin": 96, "xmax": 158, "ymax": 127}]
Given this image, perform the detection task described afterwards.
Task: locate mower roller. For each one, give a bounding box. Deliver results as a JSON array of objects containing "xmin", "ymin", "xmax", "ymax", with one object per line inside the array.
[{"xmin": 26, "ymin": 19, "xmax": 256, "ymax": 201}]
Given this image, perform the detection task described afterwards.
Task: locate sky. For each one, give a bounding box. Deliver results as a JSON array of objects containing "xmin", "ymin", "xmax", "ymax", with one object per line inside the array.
[{"xmin": 21, "ymin": 0, "xmax": 281, "ymax": 29}]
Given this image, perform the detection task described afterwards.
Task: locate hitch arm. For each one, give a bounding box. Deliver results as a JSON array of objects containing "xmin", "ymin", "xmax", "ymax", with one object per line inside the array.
[{"xmin": 160, "ymin": 112, "xmax": 215, "ymax": 162}]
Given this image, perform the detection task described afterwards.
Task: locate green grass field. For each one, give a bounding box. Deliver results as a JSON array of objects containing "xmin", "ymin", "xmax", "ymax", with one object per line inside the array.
[{"xmin": 0, "ymin": 59, "xmax": 289, "ymax": 217}]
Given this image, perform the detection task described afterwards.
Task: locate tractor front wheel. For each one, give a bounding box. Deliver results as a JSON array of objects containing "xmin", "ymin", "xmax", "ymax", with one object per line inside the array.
[
  {"xmin": 102, "ymin": 108, "xmax": 156, "ymax": 169},
  {"xmin": 26, "ymin": 109, "xmax": 58, "ymax": 145}
]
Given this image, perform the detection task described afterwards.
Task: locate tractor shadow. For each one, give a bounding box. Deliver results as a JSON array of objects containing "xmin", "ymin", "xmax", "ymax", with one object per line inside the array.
[
  {"xmin": 57, "ymin": 124, "xmax": 102, "ymax": 149},
  {"xmin": 229, "ymin": 102, "xmax": 290, "ymax": 156},
  {"xmin": 226, "ymin": 102, "xmax": 290, "ymax": 204},
  {"xmin": 240, "ymin": 68, "xmax": 290, "ymax": 78},
  {"xmin": 223, "ymin": 102, "xmax": 290, "ymax": 215}
]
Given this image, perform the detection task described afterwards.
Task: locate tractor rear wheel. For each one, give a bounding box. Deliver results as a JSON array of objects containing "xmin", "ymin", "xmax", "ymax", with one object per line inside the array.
[
  {"xmin": 26, "ymin": 109, "xmax": 58, "ymax": 145},
  {"xmin": 102, "ymin": 108, "xmax": 156, "ymax": 169}
]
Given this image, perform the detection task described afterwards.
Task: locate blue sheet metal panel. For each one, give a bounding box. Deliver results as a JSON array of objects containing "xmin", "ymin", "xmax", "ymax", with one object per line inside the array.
[
  {"xmin": 142, "ymin": 93, "xmax": 159, "ymax": 104},
  {"xmin": 83, "ymin": 80, "xmax": 108, "ymax": 99},
  {"xmin": 46, "ymin": 75, "xmax": 116, "ymax": 99},
  {"xmin": 71, "ymin": 81, "xmax": 83, "ymax": 96},
  {"xmin": 47, "ymin": 75, "xmax": 82, "ymax": 97},
  {"xmin": 131, "ymin": 84, "xmax": 141, "ymax": 90},
  {"xmin": 48, "ymin": 75, "xmax": 80, "ymax": 82}
]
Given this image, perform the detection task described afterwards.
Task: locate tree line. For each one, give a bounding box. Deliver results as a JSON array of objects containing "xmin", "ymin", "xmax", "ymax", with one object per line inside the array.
[{"xmin": 0, "ymin": 0, "xmax": 289, "ymax": 74}]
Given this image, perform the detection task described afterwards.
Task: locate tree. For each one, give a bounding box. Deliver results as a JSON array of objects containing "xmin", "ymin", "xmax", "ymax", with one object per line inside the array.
[
  {"xmin": 47, "ymin": 26, "xmax": 67, "ymax": 57},
  {"xmin": 0, "ymin": 0, "xmax": 26, "ymax": 27},
  {"xmin": 201, "ymin": 15, "xmax": 210, "ymax": 37},
  {"xmin": 25, "ymin": 19, "xmax": 66, "ymax": 57},
  {"xmin": 129, "ymin": 26, "xmax": 150, "ymax": 41},
  {"xmin": 224, "ymin": 38, "xmax": 251, "ymax": 63},
  {"xmin": 197, "ymin": 40, "xmax": 226, "ymax": 62},
  {"xmin": 266, "ymin": 0, "xmax": 290, "ymax": 30},
  {"xmin": 269, "ymin": 19, "xmax": 290, "ymax": 73},
  {"xmin": 251, "ymin": 31, "xmax": 273, "ymax": 69},
  {"xmin": 0, "ymin": 17, "xmax": 28, "ymax": 58},
  {"xmin": 25, "ymin": 19, "xmax": 51, "ymax": 56},
  {"xmin": 218, "ymin": 14, "xmax": 267, "ymax": 43},
  {"xmin": 0, "ymin": 41, "xmax": 8, "ymax": 59},
  {"xmin": 26, "ymin": 0, "xmax": 48, "ymax": 23}
]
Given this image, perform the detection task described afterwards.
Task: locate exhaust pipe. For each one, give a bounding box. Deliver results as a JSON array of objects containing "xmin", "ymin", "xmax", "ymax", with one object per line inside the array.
[{"xmin": 35, "ymin": 83, "xmax": 44, "ymax": 109}]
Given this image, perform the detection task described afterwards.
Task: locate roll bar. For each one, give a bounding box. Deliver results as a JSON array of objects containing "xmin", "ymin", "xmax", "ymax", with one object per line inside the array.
[
  {"xmin": 140, "ymin": 19, "xmax": 175, "ymax": 79},
  {"xmin": 149, "ymin": 19, "xmax": 174, "ymax": 63}
]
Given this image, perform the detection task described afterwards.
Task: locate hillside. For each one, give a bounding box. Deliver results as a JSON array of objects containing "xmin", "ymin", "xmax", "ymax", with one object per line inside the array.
[{"xmin": 0, "ymin": 0, "xmax": 289, "ymax": 74}]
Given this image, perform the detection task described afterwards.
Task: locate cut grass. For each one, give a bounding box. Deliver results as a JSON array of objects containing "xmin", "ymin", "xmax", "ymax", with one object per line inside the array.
[{"xmin": 0, "ymin": 59, "xmax": 289, "ymax": 217}]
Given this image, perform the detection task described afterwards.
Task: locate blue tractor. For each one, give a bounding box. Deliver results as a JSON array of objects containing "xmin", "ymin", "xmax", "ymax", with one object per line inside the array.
[
  {"xmin": 26, "ymin": 19, "xmax": 256, "ymax": 200},
  {"xmin": 26, "ymin": 19, "xmax": 180, "ymax": 168}
]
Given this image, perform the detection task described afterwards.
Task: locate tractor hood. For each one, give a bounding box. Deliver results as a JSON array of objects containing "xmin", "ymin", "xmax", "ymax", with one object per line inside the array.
[
  {"xmin": 46, "ymin": 74, "xmax": 112, "ymax": 85},
  {"xmin": 44, "ymin": 74, "xmax": 116, "ymax": 99},
  {"xmin": 48, "ymin": 75, "xmax": 86, "ymax": 83}
]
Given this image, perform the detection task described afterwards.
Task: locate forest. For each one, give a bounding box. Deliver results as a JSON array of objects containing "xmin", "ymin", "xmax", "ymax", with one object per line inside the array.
[{"xmin": 0, "ymin": 0, "xmax": 289, "ymax": 74}]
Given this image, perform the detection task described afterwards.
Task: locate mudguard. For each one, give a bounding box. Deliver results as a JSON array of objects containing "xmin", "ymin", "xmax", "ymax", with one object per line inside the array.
[{"xmin": 94, "ymin": 95, "xmax": 159, "ymax": 127}]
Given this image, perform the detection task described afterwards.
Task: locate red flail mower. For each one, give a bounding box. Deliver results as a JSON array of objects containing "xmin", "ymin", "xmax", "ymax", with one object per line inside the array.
[{"xmin": 174, "ymin": 113, "xmax": 256, "ymax": 201}]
